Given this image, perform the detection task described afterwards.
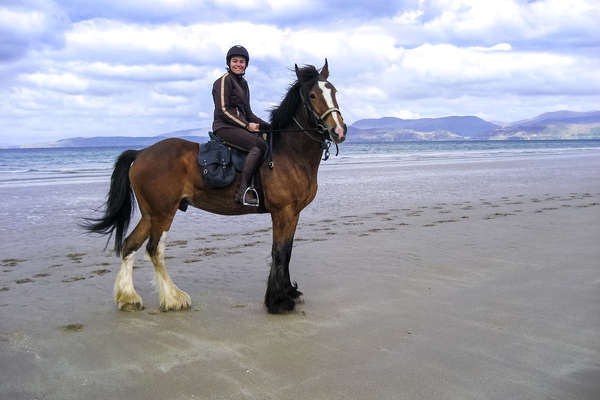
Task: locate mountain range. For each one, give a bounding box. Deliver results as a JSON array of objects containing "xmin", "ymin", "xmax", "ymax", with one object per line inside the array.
[
  {"xmin": 17, "ymin": 110, "xmax": 600, "ymax": 148},
  {"xmin": 346, "ymin": 111, "xmax": 600, "ymax": 142}
]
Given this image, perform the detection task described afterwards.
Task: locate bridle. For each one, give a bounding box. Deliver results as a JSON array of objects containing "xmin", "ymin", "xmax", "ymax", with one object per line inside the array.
[
  {"xmin": 266, "ymin": 79, "xmax": 342, "ymax": 165},
  {"xmin": 294, "ymin": 83, "xmax": 341, "ymax": 160}
]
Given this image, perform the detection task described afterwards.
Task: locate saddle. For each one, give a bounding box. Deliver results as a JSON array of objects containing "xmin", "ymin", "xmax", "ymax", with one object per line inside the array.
[
  {"xmin": 197, "ymin": 131, "xmax": 246, "ymax": 188},
  {"xmin": 193, "ymin": 132, "xmax": 267, "ymax": 212}
]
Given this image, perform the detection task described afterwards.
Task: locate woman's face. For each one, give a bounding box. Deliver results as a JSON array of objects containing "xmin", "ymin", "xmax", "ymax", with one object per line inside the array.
[{"xmin": 229, "ymin": 56, "xmax": 247, "ymax": 75}]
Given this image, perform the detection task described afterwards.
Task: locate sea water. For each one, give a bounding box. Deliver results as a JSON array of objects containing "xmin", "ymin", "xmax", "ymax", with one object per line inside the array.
[
  {"xmin": 1, "ymin": 140, "xmax": 599, "ymax": 259},
  {"xmin": 1, "ymin": 140, "xmax": 600, "ymax": 188}
]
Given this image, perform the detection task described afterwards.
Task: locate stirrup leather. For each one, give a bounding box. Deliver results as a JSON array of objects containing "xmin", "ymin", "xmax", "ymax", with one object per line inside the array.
[{"xmin": 242, "ymin": 186, "xmax": 259, "ymax": 207}]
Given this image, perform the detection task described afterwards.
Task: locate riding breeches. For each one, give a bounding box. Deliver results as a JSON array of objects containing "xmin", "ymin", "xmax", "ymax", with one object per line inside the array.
[{"xmin": 214, "ymin": 126, "xmax": 267, "ymax": 155}]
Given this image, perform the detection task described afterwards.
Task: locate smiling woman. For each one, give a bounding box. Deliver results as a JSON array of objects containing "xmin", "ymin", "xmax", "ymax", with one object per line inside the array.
[{"xmin": 212, "ymin": 45, "xmax": 271, "ymax": 206}]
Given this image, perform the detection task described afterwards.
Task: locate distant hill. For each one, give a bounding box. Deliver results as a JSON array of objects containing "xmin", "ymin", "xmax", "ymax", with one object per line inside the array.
[
  {"xmin": 491, "ymin": 111, "xmax": 600, "ymax": 140},
  {"xmin": 348, "ymin": 116, "xmax": 499, "ymax": 142},
  {"xmin": 26, "ymin": 128, "xmax": 210, "ymax": 148},
  {"xmin": 16, "ymin": 110, "xmax": 600, "ymax": 148},
  {"xmin": 352, "ymin": 116, "xmax": 499, "ymax": 138},
  {"xmin": 347, "ymin": 111, "xmax": 600, "ymax": 142},
  {"xmin": 510, "ymin": 111, "xmax": 600, "ymax": 127}
]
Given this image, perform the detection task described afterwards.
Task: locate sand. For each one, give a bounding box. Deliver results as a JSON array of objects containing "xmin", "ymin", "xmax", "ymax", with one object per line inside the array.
[{"xmin": 1, "ymin": 152, "xmax": 599, "ymax": 399}]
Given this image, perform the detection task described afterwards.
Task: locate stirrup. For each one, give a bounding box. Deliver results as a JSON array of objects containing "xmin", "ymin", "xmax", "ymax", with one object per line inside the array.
[{"xmin": 242, "ymin": 186, "xmax": 259, "ymax": 207}]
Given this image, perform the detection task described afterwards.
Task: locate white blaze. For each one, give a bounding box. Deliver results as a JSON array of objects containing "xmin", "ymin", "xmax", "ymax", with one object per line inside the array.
[{"xmin": 318, "ymin": 81, "xmax": 344, "ymax": 129}]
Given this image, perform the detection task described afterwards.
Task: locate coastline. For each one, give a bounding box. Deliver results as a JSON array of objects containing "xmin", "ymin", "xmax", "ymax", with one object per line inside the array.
[{"xmin": 1, "ymin": 150, "xmax": 599, "ymax": 399}]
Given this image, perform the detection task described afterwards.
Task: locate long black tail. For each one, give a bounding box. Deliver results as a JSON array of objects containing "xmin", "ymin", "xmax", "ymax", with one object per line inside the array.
[{"xmin": 82, "ymin": 149, "xmax": 139, "ymax": 256}]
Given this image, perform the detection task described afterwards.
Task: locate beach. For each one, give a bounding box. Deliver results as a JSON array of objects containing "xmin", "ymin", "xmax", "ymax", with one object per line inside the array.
[{"xmin": 1, "ymin": 148, "xmax": 599, "ymax": 399}]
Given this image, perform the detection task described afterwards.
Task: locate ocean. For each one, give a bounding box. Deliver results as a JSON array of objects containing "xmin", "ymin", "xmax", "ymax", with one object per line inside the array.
[{"xmin": 2, "ymin": 140, "xmax": 600, "ymax": 188}]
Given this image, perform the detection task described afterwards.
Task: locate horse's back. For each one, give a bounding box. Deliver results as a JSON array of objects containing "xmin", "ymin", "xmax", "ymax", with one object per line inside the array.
[{"xmin": 130, "ymin": 138, "xmax": 202, "ymax": 210}]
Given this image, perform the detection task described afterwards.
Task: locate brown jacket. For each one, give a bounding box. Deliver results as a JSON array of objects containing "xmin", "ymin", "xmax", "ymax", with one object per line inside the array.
[{"xmin": 212, "ymin": 72, "xmax": 268, "ymax": 132}]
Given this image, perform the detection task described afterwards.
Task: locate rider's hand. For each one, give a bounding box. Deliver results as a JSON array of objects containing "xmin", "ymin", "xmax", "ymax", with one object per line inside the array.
[{"xmin": 247, "ymin": 123, "xmax": 259, "ymax": 132}]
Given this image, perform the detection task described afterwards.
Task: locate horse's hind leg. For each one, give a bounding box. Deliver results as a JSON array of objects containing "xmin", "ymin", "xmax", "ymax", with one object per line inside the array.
[
  {"xmin": 114, "ymin": 217, "xmax": 151, "ymax": 310},
  {"xmin": 147, "ymin": 225, "xmax": 191, "ymax": 311}
]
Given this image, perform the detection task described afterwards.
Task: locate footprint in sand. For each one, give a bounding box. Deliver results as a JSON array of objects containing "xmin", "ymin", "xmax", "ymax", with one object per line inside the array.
[
  {"xmin": 195, "ymin": 247, "xmax": 217, "ymax": 256},
  {"xmin": 576, "ymin": 202, "xmax": 600, "ymax": 208},
  {"xmin": 67, "ymin": 253, "xmax": 85, "ymax": 263},
  {"xmin": 91, "ymin": 269, "xmax": 110, "ymax": 276},
  {"xmin": 61, "ymin": 323, "xmax": 84, "ymax": 332},
  {"xmin": 1, "ymin": 259, "xmax": 26, "ymax": 267},
  {"xmin": 0, "ymin": 287, "xmax": 9, "ymax": 291},
  {"xmin": 166, "ymin": 240, "xmax": 188, "ymax": 248},
  {"xmin": 15, "ymin": 278, "xmax": 34, "ymax": 284},
  {"xmin": 485, "ymin": 213, "xmax": 515, "ymax": 220},
  {"xmin": 62, "ymin": 276, "xmax": 86, "ymax": 283},
  {"xmin": 33, "ymin": 273, "xmax": 50, "ymax": 278},
  {"xmin": 319, "ymin": 218, "xmax": 336, "ymax": 223}
]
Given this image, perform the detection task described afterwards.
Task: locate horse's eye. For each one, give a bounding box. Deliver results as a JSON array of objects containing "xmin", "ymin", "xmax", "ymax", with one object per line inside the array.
[{"xmin": 309, "ymin": 93, "xmax": 316, "ymax": 99}]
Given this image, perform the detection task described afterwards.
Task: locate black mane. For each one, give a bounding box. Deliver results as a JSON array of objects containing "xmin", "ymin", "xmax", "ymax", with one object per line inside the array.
[{"xmin": 270, "ymin": 65, "xmax": 320, "ymax": 130}]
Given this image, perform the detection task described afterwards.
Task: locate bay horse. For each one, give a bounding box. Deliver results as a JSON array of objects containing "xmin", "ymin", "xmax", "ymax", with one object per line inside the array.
[{"xmin": 85, "ymin": 60, "xmax": 347, "ymax": 313}]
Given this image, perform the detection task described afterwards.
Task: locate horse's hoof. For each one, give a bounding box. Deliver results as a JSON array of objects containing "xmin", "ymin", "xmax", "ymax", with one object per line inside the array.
[
  {"xmin": 266, "ymin": 295, "xmax": 296, "ymax": 314},
  {"xmin": 120, "ymin": 302, "xmax": 144, "ymax": 311},
  {"xmin": 160, "ymin": 289, "xmax": 191, "ymax": 312},
  {"xmin": 116, "ymin": 290, "xmax": 143, "ymax": 311}
]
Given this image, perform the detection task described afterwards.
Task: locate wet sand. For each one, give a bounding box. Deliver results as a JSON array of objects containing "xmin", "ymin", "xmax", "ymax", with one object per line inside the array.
[{"xmin": 1, "ymin": 154, "xmax": 600, "ymax": 399}]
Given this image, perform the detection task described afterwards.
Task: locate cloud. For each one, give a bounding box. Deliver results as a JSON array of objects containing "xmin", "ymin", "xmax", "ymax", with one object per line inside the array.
[
  {"xmin": 0, "ymin": 0, "xmax": 599, "ymax": 145},
  {"xmin": 0, "ymin": 1, "xmax": 69, "ymax": 62}
]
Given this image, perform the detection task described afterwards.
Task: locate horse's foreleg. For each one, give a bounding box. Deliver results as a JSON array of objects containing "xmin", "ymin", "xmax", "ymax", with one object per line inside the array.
[
  {"xmin": 148, "ymin": 230, "xmax": 191, "ymax": 311},
  {"xmin": 115, "ymin": 217, "xmax": 151, "ymax": 311},
  {"xmin": 266, "ymin": 207, "xmax": 300, "ymax": 313}
]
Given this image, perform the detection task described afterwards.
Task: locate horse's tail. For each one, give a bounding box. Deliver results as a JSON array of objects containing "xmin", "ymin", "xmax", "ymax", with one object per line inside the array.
[{"xmin": 82, "ymin": 149, "xmax": 139, "ymax": 256}]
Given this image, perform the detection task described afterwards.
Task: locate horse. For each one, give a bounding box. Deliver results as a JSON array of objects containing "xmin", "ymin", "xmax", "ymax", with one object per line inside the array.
[{"xmin": 84, "ymin": 60, "xmax": 347, "ymax": 314}]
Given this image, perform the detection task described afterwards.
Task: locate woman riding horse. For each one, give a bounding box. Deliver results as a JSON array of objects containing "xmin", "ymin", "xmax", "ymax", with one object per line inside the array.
[
  {"xmin": 84, "ymin": 59, "xmax": 346, "ymax": 314},
  {"xmin": 213, "ymin": 45, "xmax": 270, "ymax": 206}
]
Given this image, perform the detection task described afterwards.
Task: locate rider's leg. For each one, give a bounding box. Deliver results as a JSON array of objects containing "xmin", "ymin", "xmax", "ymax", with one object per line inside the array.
[{"xmin": 214, "ymin": 127, "xmax": 267, "ymax": 204}]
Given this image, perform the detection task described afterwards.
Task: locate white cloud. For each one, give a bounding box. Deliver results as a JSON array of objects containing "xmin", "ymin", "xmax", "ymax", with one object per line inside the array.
[
  {"xmin": 0, "ymin": 0, "xmax": 599, "ymax": 145},
  {"xmin": 20, "ymin": 72, "xmax": 89, "ymax": 94}
]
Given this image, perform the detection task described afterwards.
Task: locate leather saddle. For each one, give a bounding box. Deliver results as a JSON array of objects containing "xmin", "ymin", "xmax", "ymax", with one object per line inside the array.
[{"xmin": 197, "ymin": 131, "xmax": 246, "ymax": 189}]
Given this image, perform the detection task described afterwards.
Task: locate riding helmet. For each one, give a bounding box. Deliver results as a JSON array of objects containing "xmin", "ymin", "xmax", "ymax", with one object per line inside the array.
[{"xmin": 226, "ymin": 45, "xmax": 249, "ymax": 66}]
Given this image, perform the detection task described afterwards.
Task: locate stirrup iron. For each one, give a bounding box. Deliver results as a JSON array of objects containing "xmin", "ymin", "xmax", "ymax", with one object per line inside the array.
[{"xmin": 242, "ymin": 186, "xmax": 259, "ymax": 207}]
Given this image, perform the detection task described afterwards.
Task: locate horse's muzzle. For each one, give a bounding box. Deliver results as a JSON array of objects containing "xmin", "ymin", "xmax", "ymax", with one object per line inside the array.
[{"xmin": 331, "ymin": 124, "xmax": 347, "ymax": 143}]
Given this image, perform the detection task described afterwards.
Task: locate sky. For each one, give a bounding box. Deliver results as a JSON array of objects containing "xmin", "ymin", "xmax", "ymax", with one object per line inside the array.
[{"xmin": 1, "ymin": 0, "xmax": 599, "ymax": 146}]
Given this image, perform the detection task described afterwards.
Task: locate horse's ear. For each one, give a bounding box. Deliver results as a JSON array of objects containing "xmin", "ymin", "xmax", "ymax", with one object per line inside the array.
[
  {"xmin": 320, "ymin": 58, "xmax": 329, "ymax": 79},
  {"xmin": 295, "ymin": 64, "xmax": 300, "ymax": 79}
]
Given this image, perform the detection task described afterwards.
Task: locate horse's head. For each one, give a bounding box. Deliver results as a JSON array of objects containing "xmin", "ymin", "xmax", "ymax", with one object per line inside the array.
[{"xmin": 296, "ymin": 59, "xmax": 347, "ymax": 143}]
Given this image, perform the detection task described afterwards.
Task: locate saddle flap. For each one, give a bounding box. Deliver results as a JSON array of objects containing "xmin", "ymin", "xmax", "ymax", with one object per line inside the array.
[{"xmin": 198, "ymin": 140, "xmax": 231, "ymax": 166}]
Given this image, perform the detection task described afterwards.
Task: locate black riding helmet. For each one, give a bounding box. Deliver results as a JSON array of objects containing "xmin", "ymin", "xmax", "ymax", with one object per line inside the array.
[{"xmin": 226, "ymin": 45, "xmax": 249, "ymax": 66}]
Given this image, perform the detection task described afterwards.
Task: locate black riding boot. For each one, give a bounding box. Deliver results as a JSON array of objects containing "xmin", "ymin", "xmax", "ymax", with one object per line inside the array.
[{"xmin": 235, "ymin": 147, "xmax": 262, "ymax": 206}]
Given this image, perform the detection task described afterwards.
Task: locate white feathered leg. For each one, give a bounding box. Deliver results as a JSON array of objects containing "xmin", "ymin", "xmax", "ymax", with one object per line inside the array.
[
  {"xmin": 151, "ymin": 232, "xmax": 191, "ymax": 311},
  {"xmin": 114, "ymin": 251, "xmax": 143, "ymax": 310}
]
